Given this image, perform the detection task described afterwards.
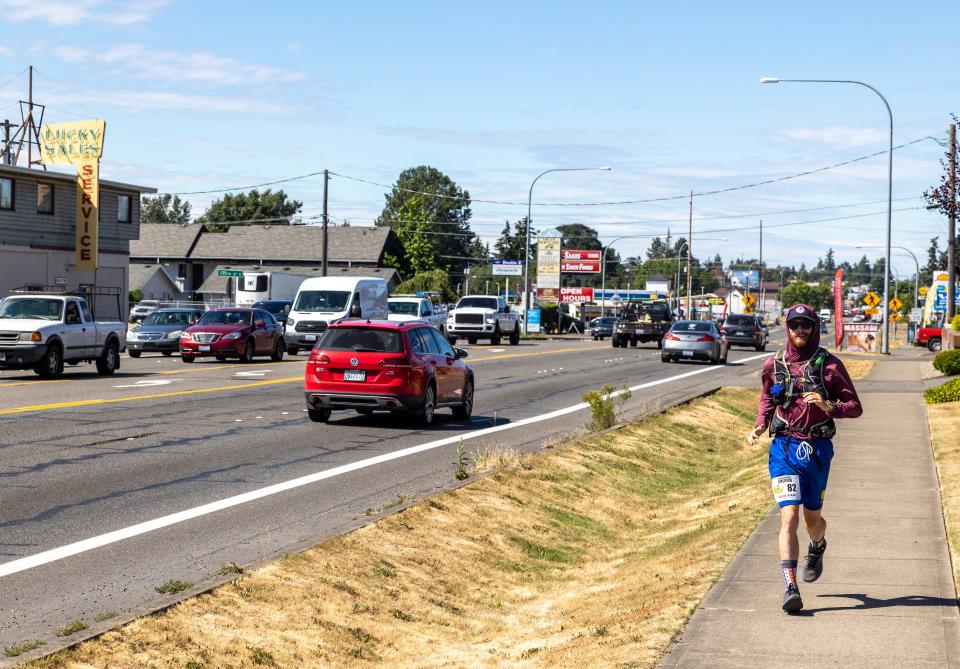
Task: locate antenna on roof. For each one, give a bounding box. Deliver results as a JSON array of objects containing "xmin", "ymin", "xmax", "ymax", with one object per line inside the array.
[{"xmin": 2, "ymin": 66, "xmax": 46, "ymax": 169}]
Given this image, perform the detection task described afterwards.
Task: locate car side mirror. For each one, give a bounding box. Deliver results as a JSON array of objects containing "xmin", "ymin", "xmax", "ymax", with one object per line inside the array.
[
  {"xmin": 455, "ymin": 348, "xmax": 469, "ymax": 359},
  {"xmin": 255, "ymin": 320, "xmax": 265, "ymax": 327},
  {"xmin": 350, "ymin": 304, "xmax": 362, "ymax": 318}
]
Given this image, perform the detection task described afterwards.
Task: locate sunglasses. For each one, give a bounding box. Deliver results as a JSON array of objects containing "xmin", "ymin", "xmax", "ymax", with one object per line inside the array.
[{"xmin": 787, "ymin": 320, "xmax": 814, "ymax": 331}]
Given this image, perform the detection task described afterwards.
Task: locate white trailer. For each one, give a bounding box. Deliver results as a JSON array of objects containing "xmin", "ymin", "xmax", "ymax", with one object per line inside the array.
[{"xmin": 235, "ymin": 271, "xmax": 309, "ymax": 306}]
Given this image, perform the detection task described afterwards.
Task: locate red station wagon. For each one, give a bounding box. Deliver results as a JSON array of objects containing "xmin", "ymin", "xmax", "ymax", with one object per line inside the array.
[
  {"xmin": 179, "ymin": 308, "xmax": 285, "ymax": 363},
  {"xmin": 304, "ymin": 321, "xmax": 474, "ymax": 425}
]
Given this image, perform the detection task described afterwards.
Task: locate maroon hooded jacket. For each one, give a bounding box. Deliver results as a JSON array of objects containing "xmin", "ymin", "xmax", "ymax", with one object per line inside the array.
[{"xmin": 754, "ymin": 304, "xmax": 862, "ymax": 437}]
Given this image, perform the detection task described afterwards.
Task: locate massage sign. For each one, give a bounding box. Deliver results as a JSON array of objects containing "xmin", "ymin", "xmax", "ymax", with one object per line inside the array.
[{"xmin": 40, "ymin": 120, "xmax": 106, "ymax": 270}]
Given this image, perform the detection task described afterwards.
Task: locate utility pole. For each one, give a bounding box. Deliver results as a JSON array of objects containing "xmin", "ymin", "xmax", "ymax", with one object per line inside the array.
[
  {"xmin": 759, "ymin": 218, "xmax": 763, "ymax": 315},
  {"xmin": 0, "ymin": 119, "xmax": 15, "ymax": 165},
  {"xmin": 27, "ymin": 65, "xmax": 32, "ymax": 168},
  {"xmin": 948, "ymin": 123, "xmax": 957, "ymax": 322},
  {"xmin": 321, "ymin": 169, "xmax": 329, "ymax": 277},
  {"xmin": 686, "ymin": 191, "xmax": 693, "ymax": 318}
]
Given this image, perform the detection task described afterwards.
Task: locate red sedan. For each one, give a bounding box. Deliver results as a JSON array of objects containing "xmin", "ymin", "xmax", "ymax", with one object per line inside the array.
[
  {"xmin": 304, "ymin": 321, "xmax": 474, "ymax": 425},
  {"xmin": 179, "ymin": 308, "xmax": 285, "ymax": 363}
]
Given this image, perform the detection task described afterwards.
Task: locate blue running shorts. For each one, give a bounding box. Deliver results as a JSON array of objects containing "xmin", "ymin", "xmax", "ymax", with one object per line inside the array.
[{"xmin": 768, "ymin": 434, "xmax": 834, "ymax": 511}]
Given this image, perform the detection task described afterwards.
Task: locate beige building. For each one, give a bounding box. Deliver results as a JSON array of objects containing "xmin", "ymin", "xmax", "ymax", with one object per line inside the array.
[{"xmin": 0, "ymin": 164, "xmax": 156, "ymax": 319}]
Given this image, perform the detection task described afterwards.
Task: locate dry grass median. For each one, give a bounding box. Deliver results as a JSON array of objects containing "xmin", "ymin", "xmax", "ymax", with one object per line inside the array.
[
  {"xmin": 33, "ymin": 389, "xmax": 770, "ymax": 669},
  {"xmin": 928, "ymin": 402, "xmax": 960, "ymax": 590}
]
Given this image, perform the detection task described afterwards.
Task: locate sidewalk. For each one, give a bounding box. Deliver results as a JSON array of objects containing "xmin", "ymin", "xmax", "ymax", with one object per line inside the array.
[{"xmin": 659, "ymin": 348, "xmax": 960, "ymax": 668}]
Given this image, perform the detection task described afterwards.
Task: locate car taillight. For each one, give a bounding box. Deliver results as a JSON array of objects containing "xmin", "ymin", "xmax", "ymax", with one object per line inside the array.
[
  {"xmin": 696, "ymin": 335, "xmax": 716, "ymax": 342},
  {"xmin": 380, "ymin": 357, "xmax": 411, "ymax": 368},
  {"xmin": 755, "ymin": 328, "xmax": 762, "ymax": 335},
  {"xmin": 664, "ymin": 332, "xmax": 680, "ymax": 341}
]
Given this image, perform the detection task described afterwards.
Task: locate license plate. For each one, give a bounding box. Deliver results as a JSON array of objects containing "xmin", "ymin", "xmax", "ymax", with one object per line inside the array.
[
  {"xmin": 736, "ymin": 331, "xmax": 744, "ymax": 336},
  {"xmin": 682, "ymin": 350, "xmax": 693, "ymax": 357},
  {"xmin": 303, "ymin": 334, "xmax": 316, "ymax": 341},
  {"xmin": 343, "ymin": 370, "xmax": 366, "ymax": 382},
  {"xmin": 199, "ymin": 345, "xmax": 211, "ymax": 352}
]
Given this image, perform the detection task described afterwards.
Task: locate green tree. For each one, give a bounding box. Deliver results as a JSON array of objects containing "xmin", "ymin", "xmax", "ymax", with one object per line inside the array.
[
  {"xmin": 494, "ymin": 218, "xmax": 532, "ymax": 261},
  {"xmin": 780, "ymin": 282, "xmax": 832, "ymax": 310},
  {"xmin": 394, "ymin": 269, "xmax": 457, "ymax": 303},
  {"xmin": 375, "ymin": 166, "xmax": 477, "ymax": 278},
  {"xmin": 197, "ymin": 189, "xmax": 302, "ymax": 232},
  {"xmin": 141, "ymin": 194, "xmax": 192, "ymax": 225}
]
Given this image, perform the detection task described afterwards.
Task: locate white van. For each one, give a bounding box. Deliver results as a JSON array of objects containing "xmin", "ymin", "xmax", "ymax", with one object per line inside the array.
[
  {"xmin": 285, "ymin": 277, "xmax": 389, "ymax": 353},
  {"xmin": 818, "ymin": 308, "xmax": 832, "ymax": 323}
]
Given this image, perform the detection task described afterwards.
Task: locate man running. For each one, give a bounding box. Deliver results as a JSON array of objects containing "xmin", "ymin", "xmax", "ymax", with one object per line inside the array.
[{"xmin": 747, "ymin": 304, "xmax": 862, "ymax": 612}]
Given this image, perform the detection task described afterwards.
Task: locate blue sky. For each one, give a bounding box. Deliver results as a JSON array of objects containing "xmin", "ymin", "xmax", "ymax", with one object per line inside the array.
[{"xmin": 0, "ymin": 0, "xmax": 957, "ymax": 278}]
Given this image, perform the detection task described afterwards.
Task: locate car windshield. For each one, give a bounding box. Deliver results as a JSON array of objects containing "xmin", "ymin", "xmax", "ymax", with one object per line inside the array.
[
  {"xmin": 0, "ymin": 298, "xmax": 64, "ymax": 320},
  {"xmin": 645, "ymin": 303, "xmax": 672, "ymax": 320},
  {"xmin": 253, "ymin": 301, "xmax": 289, "ymax": 315},
  {"xmin": 457, "ymin": 297, "xmax": 498, "ymax": 309},
  {"xmin": 725, "ymin": 316, "xmax": 754, "ymax": 326},
  {"xmin": 198, "ymin": 310, "xmax": 251, "ymax": 326},
  {"xmin": 673, "ymin": 321, "xmax": 712, "ymax": 332},
  {"xmin": 294, "ymin": 290, "xmax": 350, "ymax": 312},
  {"xmin": 318, "ymin": 327, "xmax": 403, "ymax": 352},
  {"xmin": 143, "ymin": 311, "xmax": 196, "ymax": 327},
  {"xmin": 389, "ymin": 301, "xmax": 420, "ymax": 315},
  {"xmin": 599, "ymin": 317, "xmax": 618, "ymax": 325}
]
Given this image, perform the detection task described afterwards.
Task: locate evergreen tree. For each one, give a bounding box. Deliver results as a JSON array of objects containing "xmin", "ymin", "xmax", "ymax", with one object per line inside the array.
[{"xmin": 141, "ymin": 194, "xmax": 192, "ymax": 225}]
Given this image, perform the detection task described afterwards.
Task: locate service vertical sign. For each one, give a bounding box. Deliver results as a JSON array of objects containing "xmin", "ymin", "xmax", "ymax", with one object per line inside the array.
[{"xmin": 40, "ymin": 120, "xmax": 106, "ymax": 270}]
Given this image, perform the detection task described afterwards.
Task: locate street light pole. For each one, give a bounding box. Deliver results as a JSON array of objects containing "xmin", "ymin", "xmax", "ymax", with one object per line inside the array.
[
  {"xmin": 523, "ymin": 166, "xmax": 611, "ymax": 334},
  {"xmin": 855, "ymin": 244, "xmax": 920, "ymax": 315},
  {"xmin": 762, "ymin": 76, "xmax": 894, "ymax": 354}
]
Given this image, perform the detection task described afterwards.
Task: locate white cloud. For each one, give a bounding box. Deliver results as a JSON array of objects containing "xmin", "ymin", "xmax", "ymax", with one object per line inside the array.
[
  {"xmin": 777, "ymin": 126, "xmax": 888, "ymax": 149},
  {"xmin": 55, "ymin": 89, "xmax": 295, "ymax": 115},
  {"xmin": 0, "ymin": 0, "xmax": 167, "ymax": 26},
  {"xmin": 54, "ymin": 43, "xmax": 305, "ymax": 86}
]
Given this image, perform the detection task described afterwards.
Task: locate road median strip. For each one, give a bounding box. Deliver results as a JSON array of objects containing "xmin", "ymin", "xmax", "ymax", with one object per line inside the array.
[{"xmin": 32, "ymin": 387, "xmax": 769, "ymax": 668}]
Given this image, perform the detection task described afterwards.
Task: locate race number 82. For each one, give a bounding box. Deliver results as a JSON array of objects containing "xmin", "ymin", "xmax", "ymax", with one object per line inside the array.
[{"xmin": 771, "ymin": 475, "xmax": 801, "ymax": 504}]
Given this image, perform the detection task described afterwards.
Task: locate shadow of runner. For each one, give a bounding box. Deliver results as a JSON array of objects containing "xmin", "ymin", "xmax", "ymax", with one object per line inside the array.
[{"xmin": 796, "ymin": 593, "xmax": 959, "ymax": 615}]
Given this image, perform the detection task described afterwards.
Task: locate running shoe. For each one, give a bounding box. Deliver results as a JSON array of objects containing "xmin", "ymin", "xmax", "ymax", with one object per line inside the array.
[
  {"xmin": 782, "ymin": 584, "xmax": 803, "ymax": 613},
  {"xmin": 802, "ymin": 538, "xmax": 826, "ymax": 583}
]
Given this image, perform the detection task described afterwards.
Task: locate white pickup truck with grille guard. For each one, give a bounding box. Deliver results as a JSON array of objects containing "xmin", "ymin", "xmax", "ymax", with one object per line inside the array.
[
  {"xmin": 0, "ymin": 294, "xmax": 127, "ymax": 378},
  {"xmin": 445, "ymin": 295, "xmax": 520, "ymax": 346},
  {"xmin": 387, "ymin": 297, "xmax": 447, "ymax": 332}
]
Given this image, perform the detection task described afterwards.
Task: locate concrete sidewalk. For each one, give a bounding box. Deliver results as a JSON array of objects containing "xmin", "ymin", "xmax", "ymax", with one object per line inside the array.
[{"xmin": 660, "ymin": 349, "xmax": 960, "ymax": 668}]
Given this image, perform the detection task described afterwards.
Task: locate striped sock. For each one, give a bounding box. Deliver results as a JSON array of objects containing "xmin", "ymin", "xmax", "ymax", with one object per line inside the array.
[{"xmin": 781, "ymin": 560, "xmax": 798, "ymax": 590}]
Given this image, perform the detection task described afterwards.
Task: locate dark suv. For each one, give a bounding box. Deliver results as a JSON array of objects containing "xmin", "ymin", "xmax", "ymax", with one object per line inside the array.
[{"xmin": 721, "ymin": 314, "xmax": 767, "ymax": 351}]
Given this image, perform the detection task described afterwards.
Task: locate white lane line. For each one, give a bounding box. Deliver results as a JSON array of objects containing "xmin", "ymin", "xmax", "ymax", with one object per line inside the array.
[
  {"xmin": 113, "ymin": 379, "xmax": 175, "ymax": 389},
  {"xmin": 0, "ymin": 351, "xmax": 772, "ymax": 579}
]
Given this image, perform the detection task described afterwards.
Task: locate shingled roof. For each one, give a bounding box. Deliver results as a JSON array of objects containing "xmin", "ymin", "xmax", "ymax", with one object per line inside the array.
[
  {"xmin": 189, "ymin": 225, "xmax": 396, "ymax": 263},
  {"xmin": 196, "ymin": 264, "xmax": 402, "ymax": 294},
  {"xmin": 130, "ymin": 224, "xmax": 204, "ymax": 259}
]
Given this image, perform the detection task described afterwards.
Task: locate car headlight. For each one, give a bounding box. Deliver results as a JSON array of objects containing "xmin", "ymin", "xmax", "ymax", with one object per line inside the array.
[
  {"xmin": 287, "ymin": 317, "xmax": 295, "ymax": 327},
  {"xmin": 166, "ymin": 330, "xmax": 182, "ymax": 340},
  {"xmin": 20, "ymin": 331, "xmax": 42, "ymax": 342},
  {"xmin": 222, "ymin": 332, "xmax": 242, "ymax": 340},
  {"xmin": 485, "ymin": 314, "xmax": 496, "ymax": 322},
  {"xmin": 180, "ymin": 332, "xmax": 192, "ymax": 342}
]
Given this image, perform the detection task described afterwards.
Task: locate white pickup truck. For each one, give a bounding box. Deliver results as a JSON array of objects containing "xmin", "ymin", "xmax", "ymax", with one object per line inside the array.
[
  {"xmin": 387, "ymin": 297, "xmax": 448, "ymax": 332},
  {"xmin": 445, "ymin": 295, "xmax": 521, "ymax": 346},
  {"xmin": 0, "ymin": 294, "xmax": 127, "ymax": 378}
]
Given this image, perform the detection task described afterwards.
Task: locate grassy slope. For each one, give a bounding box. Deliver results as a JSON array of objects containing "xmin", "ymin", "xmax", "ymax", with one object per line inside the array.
[
  {"xmin": 928, "ymin": 401, "xmax": 960, "ymax": 590},
  {"xmin": 33, "ymin": 389, "xmax": 771, "ymax": 669}
]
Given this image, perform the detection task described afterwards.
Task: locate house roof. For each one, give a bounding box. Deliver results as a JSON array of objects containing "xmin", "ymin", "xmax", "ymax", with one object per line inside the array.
[
  {"xmin": 196, "ymin": 264, "xmax": 402, "ymax": 294},
  {"xmin": 0, "ymin": 163, "xmax": 156, "ymax": 193},
  {"xmin": 189, "ymin": 225, "xmax": 396, "ymax": 263},
  {"xmin": 128, "ymin": 264, "xmax": 179, "ymax": 292},
  {"xmin": 130, "ymin": 224, "xmax": 204, "ymax": 259}
]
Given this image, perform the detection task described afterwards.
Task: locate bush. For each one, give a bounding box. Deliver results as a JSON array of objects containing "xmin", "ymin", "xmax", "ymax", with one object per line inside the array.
[
  {"xmin": 934, "ymin": 350, "xmax": 960, "ymax": 376},
  {"xmin": 925, "ymin": 377, "xmax": 960, "ymax": 404},
  {"xmin": 952, "ymin": 314, "xmax": 960, "ymax": 331},
  {"xmin": 582, "ymin": 385, "xmax": 631, "ymax": 430}
]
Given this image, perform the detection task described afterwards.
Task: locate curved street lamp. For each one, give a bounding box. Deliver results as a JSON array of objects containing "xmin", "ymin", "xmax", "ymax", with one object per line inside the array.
[
  {"xmin": 762, "ymin": 76, "xmax": 894, "ymax": 354},
  {"xmin": 855, "ymin": 244, "xmax": 920, "ymax": 316},
  {"xmin": 523, "ymin": 166, "xmax": 611, "ymax": 334}
]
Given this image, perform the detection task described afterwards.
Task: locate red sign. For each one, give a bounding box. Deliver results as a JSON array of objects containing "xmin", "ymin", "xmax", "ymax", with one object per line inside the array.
[
  {"xmin": 833, "ymin": 268, "xmax": 844, "ymax": 348},
  {"xmin": 561, "ymin": 249, "xmax": 602, "ymax": 262},
  {"xmin": 561, "ymin": 261, "xmax": 601, "ymax": 273},
  {"xmin": 560, "ymin": 287, "xmax": 594, "ymax": 303}
]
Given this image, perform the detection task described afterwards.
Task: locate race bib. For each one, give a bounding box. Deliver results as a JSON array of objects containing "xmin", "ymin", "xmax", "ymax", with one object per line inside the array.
[{"xmin": 771, "ymin": 475, "xmax": 801, "ymax": 504}]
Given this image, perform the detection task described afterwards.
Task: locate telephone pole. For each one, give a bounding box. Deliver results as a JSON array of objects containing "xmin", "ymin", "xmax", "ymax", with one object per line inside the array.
[
  {"xmin": 322, "ymin": 169, "xmax": 329, "ymax": 277},
  {"xmin": 948, "ymin": 123, "xmax": 957, "ymax": 322},
  {"xmin": 686, "ymin": 191, "xmax": 693, "ymax": 318},
  {"xmin": 759, "ymin": 218, "xmax": 763, "ymax": 314},
  {"xmin": 0, "ymin": 119, "xmax": 16, "ymax": 165}
]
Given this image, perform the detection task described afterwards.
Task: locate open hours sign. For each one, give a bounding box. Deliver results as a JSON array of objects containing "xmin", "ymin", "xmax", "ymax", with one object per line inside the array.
[{"xmin": 560, "ymin": 287, "xmax": 594, "ymax": 303}]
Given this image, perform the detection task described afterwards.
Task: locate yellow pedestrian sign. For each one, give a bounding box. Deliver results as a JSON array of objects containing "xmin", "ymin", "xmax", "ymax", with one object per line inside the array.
[
  {"xmin": 744, "ymin": 306, "xmax": 754, "ymax": 314},
  {"xmin": 920, "ymin": 286, "xmax": 929, "ymax": 297},
  {"xmin": 864, "ymin": 292, "xmax": 881, "ymax": 308},
  {"xmin": 742, "ymin": 293, "xmax": 756, "ymax": 307},
  {"xmin": 888, "ymin": 297, "xmax": 902, "ymax": 312}
]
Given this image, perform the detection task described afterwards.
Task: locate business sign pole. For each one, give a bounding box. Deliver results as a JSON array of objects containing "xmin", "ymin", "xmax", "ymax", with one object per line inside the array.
[
  {"xmin": 833, "ymin": 268, "xmax": 844, "ymax": 349},
  {"xmin": 40, "ymin": 120, "xmax": 106, "ymax": 271}
]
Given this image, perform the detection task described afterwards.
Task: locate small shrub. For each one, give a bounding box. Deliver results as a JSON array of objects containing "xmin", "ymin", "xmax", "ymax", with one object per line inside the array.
[
  {"xmin": 3, "ymin": 640, "xmax": 44, "ymax": 657},
  {"xmin": 155, "ymin": 580, "xmax": 193, "ymax": 594},
  {"xmin": 925, "ymin": 377, "xmax": 960, "ymax": 404},
  {"xmin": 454, "ymin": 438, "xmax": 469, "ymax": 480},
  {"xmin": 250, "ymin": 648, "xmax": 276, "ymax": 666},
  {"xmin": 94, "ymin": 610, "xmax": 119, "ymax": 622},
  {"xmin": 582, "ymin": 385, "xmax": 632, "ymax": 430},
  {"xmin": 952, "ymin": 314, "xmax": 960, "ymax": 331},
  {"xmin": 55, "ymin": 619, "xmax": 88, "ymax": 636},
  {"xmin": 934, "ymin": 350, "xmax": 960, "ymax": 376}
]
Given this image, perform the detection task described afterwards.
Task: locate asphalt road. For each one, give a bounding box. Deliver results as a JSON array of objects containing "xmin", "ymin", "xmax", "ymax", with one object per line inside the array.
[{"xmin": 0, "ymin": 333, "xmax": 782, "ymax": 654}]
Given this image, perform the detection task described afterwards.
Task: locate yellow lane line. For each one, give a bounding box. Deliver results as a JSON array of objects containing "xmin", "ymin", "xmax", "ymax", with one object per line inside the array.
[
  {"xmin": 0, "ymin": 379, "xmax": 70, "ymax": 389},
  {"xmin": 152, "ymin": 359, "xmax": 305, "ymax": 375},
  {"xmin": 0, "ymin": 344, "xmax": 610, "ymax": 415}
]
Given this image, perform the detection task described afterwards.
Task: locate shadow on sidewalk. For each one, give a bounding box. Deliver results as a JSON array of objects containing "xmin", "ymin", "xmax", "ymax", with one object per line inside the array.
[{"xmin": 795, "ymin": 593, "xmax": 959, "ymax": 615}]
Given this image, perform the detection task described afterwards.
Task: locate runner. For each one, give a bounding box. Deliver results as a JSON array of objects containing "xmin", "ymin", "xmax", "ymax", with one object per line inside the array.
[{"xmin": 747, "ymin": 303, "xmax": 862, "ymax": 612}]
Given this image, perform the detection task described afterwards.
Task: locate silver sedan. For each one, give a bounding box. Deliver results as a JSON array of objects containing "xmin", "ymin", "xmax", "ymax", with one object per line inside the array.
[{"xmin": 661, "ymin": 320, "xmax": 728, "ymax": 364}]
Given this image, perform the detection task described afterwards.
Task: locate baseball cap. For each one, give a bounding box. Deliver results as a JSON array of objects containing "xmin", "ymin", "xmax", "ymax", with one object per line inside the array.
[{"xmin": 785, "ymin": 305, "xmax": 816, "ymax": 323}]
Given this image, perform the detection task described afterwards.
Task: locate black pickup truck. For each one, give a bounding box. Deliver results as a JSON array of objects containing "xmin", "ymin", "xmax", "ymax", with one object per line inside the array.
[{"xmin": 611, "ymin": 300, "xmax": 675, "ymax": 348}]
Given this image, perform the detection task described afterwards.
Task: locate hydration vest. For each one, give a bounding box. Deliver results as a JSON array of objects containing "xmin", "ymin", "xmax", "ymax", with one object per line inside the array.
[{"xmin": 768, "ymin": 346, "xmax": 837, "ymax": 439}]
